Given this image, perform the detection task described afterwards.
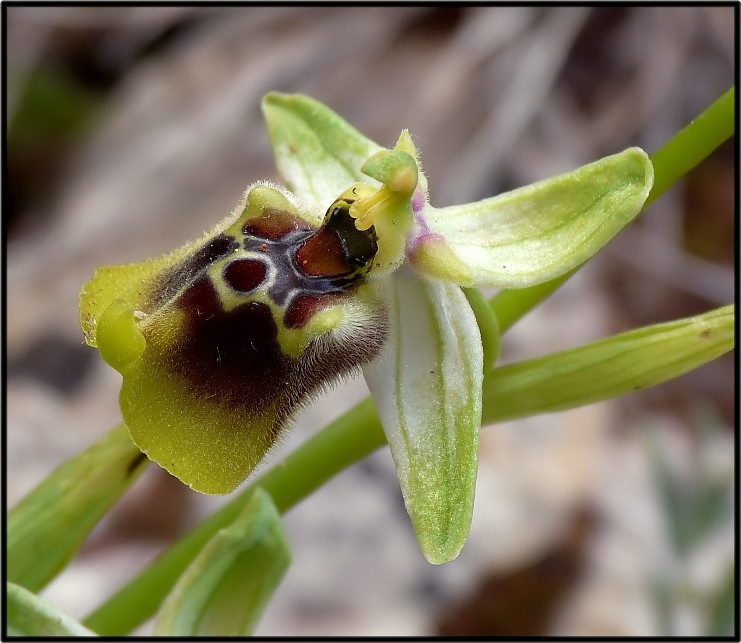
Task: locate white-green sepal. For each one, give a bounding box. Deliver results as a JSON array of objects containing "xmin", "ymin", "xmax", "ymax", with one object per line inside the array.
[
  {"xmin": 262, "ymin": 92, "xmax": 382, "ymax": 208},
  {"xmin": 153, "ymin": 488, "xmax": 290, "ymax": 636},
  {"xmin": 363, "ymin": 273, "xmax": 482, "ymax": 564},
  {"xmin": 410, "ymin": 147, "xmax": 654, "ymax": 288}
]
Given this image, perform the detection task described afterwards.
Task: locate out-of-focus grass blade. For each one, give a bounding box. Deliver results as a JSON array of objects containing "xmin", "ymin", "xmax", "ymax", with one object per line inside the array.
[
  {"xmin": 7, "ymin": 423, "xmax": 148, "ymax": 592},
  {"xmin": 7, "ymin": 582, "xmax": 96, "ymax": 637},
  {"xmin": 153, "ymin": 488, "xmax": 290, "ymax": 636},
  {"xmin": 647, "ymin": 419, "xmax": 733, "ymax": 556},
  {"xmin": 482, "ymin": 305, "xmax": 734, "ymax": 424},
  {"xmin": 707, "ymin": 563, "xmax": 735, "ymax": 636}
]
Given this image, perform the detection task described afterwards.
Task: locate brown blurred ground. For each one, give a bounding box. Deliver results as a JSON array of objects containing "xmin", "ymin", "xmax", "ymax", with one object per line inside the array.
[{"xmin": 6, "ymin": 6, "xmax": 735, "ymax": 636}]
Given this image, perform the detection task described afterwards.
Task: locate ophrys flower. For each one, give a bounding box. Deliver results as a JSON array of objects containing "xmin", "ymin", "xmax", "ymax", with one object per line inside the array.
[{"xmin": 80, "ymin": 93, "xmax": 653, "ymax": 564}]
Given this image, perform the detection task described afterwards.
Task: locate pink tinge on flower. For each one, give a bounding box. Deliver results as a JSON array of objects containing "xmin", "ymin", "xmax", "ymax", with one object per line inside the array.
[
  {"xmin": 408, "ymin": 194, "xmax": 432, "ymax": 255},
  {"xmin": 411, "ymin": 189, "xmax": 426, "ymax": 214},
  {"xmin": 406, "ymin": 226, "xmax": 474, "ymax": 286},
  {"xmin": 407, "ymin": 230, "xmax": 446, "ymax": 259}
]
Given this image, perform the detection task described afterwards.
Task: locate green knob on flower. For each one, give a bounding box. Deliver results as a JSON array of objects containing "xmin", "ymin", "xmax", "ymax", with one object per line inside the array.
[{"xmin": 96, "ymin": 301, "xmax": 147, "ymax": 372}]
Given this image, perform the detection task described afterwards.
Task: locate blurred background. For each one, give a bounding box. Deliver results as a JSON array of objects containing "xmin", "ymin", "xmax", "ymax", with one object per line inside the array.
[{"xmin": 6, "ymin": 6, "xmax": 735, "ymax": 636}]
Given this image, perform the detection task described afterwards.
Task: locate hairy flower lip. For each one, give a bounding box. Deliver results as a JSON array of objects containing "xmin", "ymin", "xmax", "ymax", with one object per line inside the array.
[{"xmin": 80, "ymin": 179, "xmax": 393, "ymax": 495}]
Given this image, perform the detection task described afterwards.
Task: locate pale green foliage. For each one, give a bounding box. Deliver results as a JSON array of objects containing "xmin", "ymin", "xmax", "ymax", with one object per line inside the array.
[
  {"xmin": 7, "ymin": 424, "xmax": 146, "ymax": 593},
  {"xmin": 7, "ymin": 583, "xmax": 96, "ymax": 637}
]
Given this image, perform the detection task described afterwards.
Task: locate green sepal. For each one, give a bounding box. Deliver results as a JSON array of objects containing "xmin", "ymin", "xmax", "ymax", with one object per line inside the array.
[
  {"xmin": 7, "ymin": 582, "xmax": 97, "ymax": 637},
  {"xmin": 482, "ymin": 304, "xmax": 734, "ymax": 424},
  {"xmin": 410, "ymin": 148, "xmax": 654, "ymax": 288},
  {"xmin": 262, "ymin": 92, "xmax": 383, "ymax": 208},
  {"xmin": 153, "ymin": 488, "xmax": 290, "ymax": 636},
  {"xmin": 7, "ymin": 424, "xmax": 147, "ymax": 593}
]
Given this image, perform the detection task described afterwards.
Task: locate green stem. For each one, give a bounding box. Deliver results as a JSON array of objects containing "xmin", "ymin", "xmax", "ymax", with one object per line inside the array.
[
  {"xmin": 489, "ymin": 273, "xmax": 572, "ymax": 335},
  {"xmin": 84, "ymin": 399, "xmax": 384, "ymax": 635},
  {"xmin": 463, "ymin": 287, "xmax": 501, "ymax": 372},
  {"xmin": 647, "ymin": 87, "xmax": 734, "ymax": 207},
  {"xmin": 489, "ymin": 86, "xmax": 735, "ymax": 331}
]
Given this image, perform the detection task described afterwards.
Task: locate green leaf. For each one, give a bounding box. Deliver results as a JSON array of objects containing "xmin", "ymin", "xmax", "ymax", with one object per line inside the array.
[
  {"xmin": 410, "ymin": 147, "xmax": 653, "ymax": 288},
  {"xmin": 363, "ymin": 275, "xmax": 482, "ymax": 564},
  {"xmin": 481, "ymin": 305, "xmax": 734, "ymax": 424},
  {"xmin": 262, "ymin": 92, "xmax": 383, "ymax": 208},
  {"xmin": 8, "ymin": 423, "xmax": 147, "ymax": 593},
  {"xmin": 153, "ymin": 488, "xmax": 290, "ymax": 636},
  {"xmin": 7, "ymin": 582, "xmax": 96, "ymax": 637}
]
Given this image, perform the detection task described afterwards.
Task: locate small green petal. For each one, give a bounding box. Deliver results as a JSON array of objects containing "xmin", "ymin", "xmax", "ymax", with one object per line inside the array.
[
  {"xmin": 410, "ymin": 147, "xmax": 654, "ymax": 288},
  {"xmin": 363, "ymin": 274, "xmax": 482, "ymax": 564},
  {"xmin": 350, "ymin": 146, "xmax": 417, "ymax": 275},
  {"xmin": 481, "ymin": 304, "xmax": 734, "ymax": 424},
  {"xmin": 7, "ymin": 582, "xmax": 96, "ymax": 637},
  {"xmin": 262, "ymin": 92, "xmax": 383, "ymax": 207},
  {"xmin": 154, "ymin": 488, "xmax": 290, "ymax": 636}
]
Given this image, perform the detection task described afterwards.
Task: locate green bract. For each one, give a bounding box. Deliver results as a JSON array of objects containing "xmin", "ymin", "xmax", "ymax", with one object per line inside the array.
[
  {"xmin": 79, "ymin": 92, "xmax": 654, "ymax": 564},
  {"xmin": 154, "ymin": 489, "xmax": 290, "ymax": 636}
]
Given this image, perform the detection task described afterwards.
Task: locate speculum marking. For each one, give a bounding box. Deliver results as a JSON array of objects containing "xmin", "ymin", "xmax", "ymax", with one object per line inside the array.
[{"xmin": 223, "ymin": 259, "xmax": 267, "ymax": 293}]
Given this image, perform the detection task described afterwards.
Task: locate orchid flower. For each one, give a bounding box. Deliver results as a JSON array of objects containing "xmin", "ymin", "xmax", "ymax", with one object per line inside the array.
[{"xmin": 79, "ymin": 93, "xmax": 653, "ymax": 564}]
